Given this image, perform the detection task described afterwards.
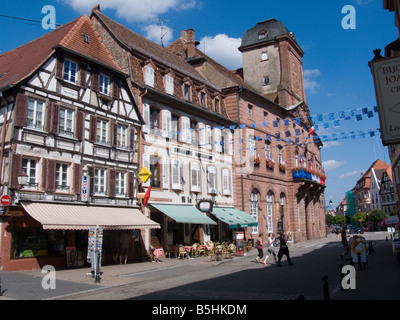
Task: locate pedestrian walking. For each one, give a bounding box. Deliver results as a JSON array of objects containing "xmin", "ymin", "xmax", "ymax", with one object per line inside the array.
[
  {"xmin": 263, "ymin": 233, "xmax": 277, "ymax": 265},
  {"xmin": 277, "ymin": 232, "xmax": 294, "ymax": 266},
  {"xmin": 255, "ymin": 233, "xmax": 264, "ymax": 263},
  {"xmin": 340, "ymin": 226, "xmax": 350, "ymax": 261}
]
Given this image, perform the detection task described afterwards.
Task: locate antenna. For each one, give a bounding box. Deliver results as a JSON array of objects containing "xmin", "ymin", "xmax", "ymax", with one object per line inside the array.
[{"xmin": 158, "ymin": 19, "xmax": 170, "ymax": 47}]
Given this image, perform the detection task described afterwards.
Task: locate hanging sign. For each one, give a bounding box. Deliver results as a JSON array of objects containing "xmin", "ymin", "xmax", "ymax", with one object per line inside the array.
[
  {"xmin": 371, "ymin": 56, "xmax": 400, "ymax": 145},
  {"xmin": 138, "ymin": 167, "xmax": 151, "ymax": 183}
]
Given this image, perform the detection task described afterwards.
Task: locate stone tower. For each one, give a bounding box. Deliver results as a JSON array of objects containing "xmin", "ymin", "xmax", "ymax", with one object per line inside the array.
[{"xmin": 239, "ymin": 19, "xmax": 306, "ymax": 108}]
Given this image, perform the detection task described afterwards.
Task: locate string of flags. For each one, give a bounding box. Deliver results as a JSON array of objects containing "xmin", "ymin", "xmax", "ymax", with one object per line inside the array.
[{"xmin": 163, "ymin": 105, "xmax": 380, "ymax": 148}]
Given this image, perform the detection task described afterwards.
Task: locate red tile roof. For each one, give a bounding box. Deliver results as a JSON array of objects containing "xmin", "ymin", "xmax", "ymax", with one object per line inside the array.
[{"xmin": 0, "ymin": 15, "xmax": 122, "ymax": 91}]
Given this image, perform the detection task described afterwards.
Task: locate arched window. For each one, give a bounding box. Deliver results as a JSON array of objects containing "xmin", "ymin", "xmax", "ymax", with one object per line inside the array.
[
  {"xmin": 266, "ymin": 191, "xmax": 274, "ymax": 233},
  {"xmin": 250, "ymin": 190, "xmax": 259, "ymax": 234}
]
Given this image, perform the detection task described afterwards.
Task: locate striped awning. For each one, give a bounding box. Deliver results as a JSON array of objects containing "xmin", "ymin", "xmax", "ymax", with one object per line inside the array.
[
  {"xmin": 211, "ymin": 207, "xmax": 258, "ymax": 229},
  {"xmin": 21, "ymin": 202, "xmax": 160, "ymax": 230}
]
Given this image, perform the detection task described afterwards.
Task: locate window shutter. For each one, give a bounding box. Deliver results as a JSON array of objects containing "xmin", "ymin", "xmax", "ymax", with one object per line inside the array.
[
  {"xmin": 142, "ymin": 103, "xmax": 150, "ymax": 133},
  {"xmin": 56, "ymin": 53, "xmax": 64, "ymax": 80},
  {"xmin": 143, "ymin": 154, "xmax": 150, "ymax": 187},
  {"xmin": 112, "ymin": 77, "xmax": 120, "ymax": 99},
  {"xmin": 198, "ymin": 123, "xmax": 205, "ymax": 148},
  {"xmin": 214, "ymin": 128, "xmax": 222, "ymax": 152},
  {"xmin": 165, "ymin": 75, "xmax": 174, "ymax": 95},
  {"xmin": 89, "ymin": 115, "xmax": 97, "ymax": 143},
  {"xmin": 206, "ymin": 126, "xmax": 212, "ymax": 150},
  {"xmin": 74, "ymin": 163, "xmax": 82, "ymax": 195},
  {"xmin": 128, "ymin": 171, "xmax": 135, "ymax": 198},
  {"xmin": 129, "ymin": 126, "xmax": 136, "ymax": 150},
  {"xmin": 80, "ymin": 62, "xmax": 87, "ymax": 88},
  {"xmin": 46, "ymin": 159, "xmax": 56, "ymax": 192},
  {"xmin": 15, "ymin": 93, "xmax": 28, "ymax": 127},
  {"xmin": 111, "ymin": 120, "xmax": 117, "ymax": 147},
  {"xmin": 162, "ymin": 157, "xmax": 169, "ymax": 190},
  {"xmin": 161, "ymin": 109, "xmax": 172, "ymax": 138},
  {"xmin": 75, "ymin": 110, "xmax": 84, "ymax": 141},
  {"xmin": 190, "ymin": 162, "xmax": 201, "ymax": 193},
  {"xmin": 171, "ymin": 159, "xmax": 181, "ymax": 190},
  {"xmin": 108, "ymin": 169, "xmax": 116, "ymax": 198},
  {"xmin": 92, "ymin": 69, "xmax": 99, "ymax": 92},
  {"xmin": 227, "ymin": 131, "xmax": 233, "ymax": 155},
  {"xmin": 48, "ymin": 102, "xmax": 59, "ymax": 134},
  {"xmin": 11, "ymin": 154, "xmax": 22, "ymax": 189},
  {"xmin": 222, "ymin": 169, "xmax": 231, "ymax": 196},
  {"xmin": 207, "ymin": 166, "xmax": 217, "ymax": 194},
  {"xmin": 145, "ymin": 66, "xmax": 154, "ymax": 87},
  {"xmin": 180, "ymin": 116, "xmax": 190, "ymax": 143}
]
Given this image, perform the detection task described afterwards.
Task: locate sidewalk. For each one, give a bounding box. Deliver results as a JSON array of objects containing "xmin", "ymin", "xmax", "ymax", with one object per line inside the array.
[{"xmin": 332, "ymin": 236, "xmax": 400, "ymax": 300}]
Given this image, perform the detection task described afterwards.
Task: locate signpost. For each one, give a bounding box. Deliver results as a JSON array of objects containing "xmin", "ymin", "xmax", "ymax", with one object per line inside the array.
[
  {"xmin": 81, "ymin": 175, "xmax": 89, "ymax": 202},
  {"xmin": 138, "ymin": 167, "xmax": 151, "ymax": 183},
  {"xmin": 0, "ymin": 195, "xmax": 11, "ymax": 206}
]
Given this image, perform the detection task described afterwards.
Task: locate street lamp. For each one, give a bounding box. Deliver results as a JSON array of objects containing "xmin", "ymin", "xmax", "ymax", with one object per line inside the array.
[{"xmin": 17, "ymin": 172, "xmax": 29, "ymax": 188}]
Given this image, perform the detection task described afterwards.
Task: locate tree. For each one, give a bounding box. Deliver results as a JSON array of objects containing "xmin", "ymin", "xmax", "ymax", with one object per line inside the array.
[
  {"xmin": 334, "ymin": 215, "xmax": 346, "ymax": 225},
  {"xmin": 352, "ymin": 211, "xmax": 366, "ymax": 223},
  {"xmin": 369, "ymin": 209, "xmax": 386, "ymax": 224}
]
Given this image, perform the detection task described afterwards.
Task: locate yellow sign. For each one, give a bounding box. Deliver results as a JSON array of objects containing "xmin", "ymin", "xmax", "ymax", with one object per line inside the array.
[{"xmin": 138, "ymin": 167, "xmax": 151, "ymax": 183}]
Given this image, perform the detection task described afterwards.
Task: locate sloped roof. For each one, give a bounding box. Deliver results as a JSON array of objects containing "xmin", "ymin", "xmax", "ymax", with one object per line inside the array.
[
  {"xmin": 91, "ymin": 9, "xmax": 218, "ymax": 90},
  {"xmin": 0, "ymin": 15, "xmax": 122, "ymax": 91}
]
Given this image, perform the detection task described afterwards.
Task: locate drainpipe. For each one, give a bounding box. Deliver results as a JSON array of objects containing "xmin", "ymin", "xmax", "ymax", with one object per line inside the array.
[
  {"xmin": 236, "ymin": 86, "xmax": 244, "ymax": 211},
  {"xmin": 0, "ymin": 88, "xmax": 11, "ymax": 193}
]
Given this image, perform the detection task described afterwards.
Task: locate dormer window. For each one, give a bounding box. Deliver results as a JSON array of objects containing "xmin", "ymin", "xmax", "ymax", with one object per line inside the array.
[
  {"xmin": 258, "ymin": 30, "xmax": 268, "ymax": 40},
  {"xmin": 99, "ymin": 73, "xmax": 110, "ymax": 95},
  {"xmin": 261, "ymin": 51, "xmax": 268, "ymax": 61},
  {"xmin": 63, "ymin": 59, "xmax": 77, "ymax": 84},
  {"xmin": 165, "ymin": 74, "xmax": 174, "ymax": 95},
  {"xmin": 144, "ymin": 65, "xmax": 155, "ymax": 87},
  {"xmin": 184, "ymin": 84, "xmax": 191, "ymax": 101},
  {"xmin": 83, "ymin": 33, "xmax": 90, "ymax": 44}
]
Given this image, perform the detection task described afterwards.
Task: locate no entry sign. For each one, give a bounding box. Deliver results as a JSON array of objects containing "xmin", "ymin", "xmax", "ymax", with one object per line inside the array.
[{"xmin": 0, "ymin": 194, "xmax": 11, "ymax": 206}]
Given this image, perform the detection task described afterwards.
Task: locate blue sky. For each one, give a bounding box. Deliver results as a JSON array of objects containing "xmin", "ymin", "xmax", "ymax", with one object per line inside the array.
[{"xmin": 0, "ymin": 0, "xmax": 397, "ymax": 208}]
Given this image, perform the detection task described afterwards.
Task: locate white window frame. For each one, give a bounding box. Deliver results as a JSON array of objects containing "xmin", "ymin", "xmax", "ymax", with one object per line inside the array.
[
  {"xmin": 116, "ymin": 171, "xmax": 126, "ymax": 196},
  {"xmin": 222, "ymin": 168, "xmax": 231, "ymax": 196},
  {"xmin": 144, "ymin": 65, "xmax": 154, "ymax": 87},
  {"xmin": 180, "ymin": 116, "xmax": 190, "ymax": 144},
  {"xmin": 190, "ymin": 162, "xmax": 201, "ymax": 193},
  {"xmin": 142, "ymin": 103, "xmax": 150, "ymax": 133},
  {"xmin": 251, "ymin": 191, "xmax": 258, "ymax": 234},
  {"xmin": 266, "ymin": 192, "xmax": 273, "ymax": 233},
  {"xmin": 99, "ymin": 73, "xmax": 110, "ymax": 95},
  {"xmin": 206, "ymin": 125, "xmax": 212, "ymax": 150},
  {"xmin": 63, "ymin": 59, "xmax": 77, "ymax": 84},
  {"xmin": 117, "ymin": 124, "xmax": 128, "ymax": 148},
  {"xmin": 59, "ymin": 107, "xmax": 74, "ymax": 137},
  {"xmin": 214, "ymin": 128, "xmax": 222, "ymax": 153},
  {"xmin": 162, "ymin": 157, "xmax": 169, "ymax": 190},
  {"xmin": 171, "ymin": 159, "xmax": 182, "ymax": 190},
  {"xmin": 27, "ymin": 98, "xmax": 44, "ymax": 130},
  {"xmin": 94, "ymin": 168, "xmax": 107, "ymax": 195},
  {"xmin": 207, "ymin": 166, "xmax": 217, "ymax": 194},
  {"xmin": 165, "ymin": 75, "xmax": 174, "ymax": 95},
  {"xmin": 198, "ymin": 123, "xmax": 206, "ymax": 149},
  {"xmin": 96, "ymin": 119, "xmax": 108, "ymax": 144},
  {"xmin": 22, "ymin": 158, "xmax": 37, "ymax": 188},
  {"xmin": 55, "ymin": 163, "xmax": 69, "ymax": 191},
  {"xmin": 161, "ymin": 109, "xmax": 172, "ymax": 138}
]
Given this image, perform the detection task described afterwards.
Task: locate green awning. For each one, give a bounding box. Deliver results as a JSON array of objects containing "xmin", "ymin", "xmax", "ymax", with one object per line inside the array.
[
  {"xmin": 149, "ymin": 203, "xmax": 217, "ymax": 225},
  {"xmin": 211, "ymin": 207, "xmax": 258, "ymax": 229}
]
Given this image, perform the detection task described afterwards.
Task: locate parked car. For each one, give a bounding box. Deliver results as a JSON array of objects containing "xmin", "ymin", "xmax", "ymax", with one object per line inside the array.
[{"xmin": 347, "ymin": 225, "xmax": 364, "ymax": 234}]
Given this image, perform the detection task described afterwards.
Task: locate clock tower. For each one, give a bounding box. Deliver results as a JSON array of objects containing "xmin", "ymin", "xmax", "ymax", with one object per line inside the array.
[{"xmin": 239, "ymin": 19, "xmax": 306, "ymax": 108}]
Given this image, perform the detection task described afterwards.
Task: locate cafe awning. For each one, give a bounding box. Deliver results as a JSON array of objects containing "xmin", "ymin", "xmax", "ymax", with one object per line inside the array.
[
  {"xmin": 211, "ymin": 207, "xmax": 258, "ymax": 229},
  {"xmin": 149, "ymin": 203, "xmax": 217, "ymax": 225},
  {"xmin": 21, "ymin": 202, "xmax": 160, "ymax": 230}
]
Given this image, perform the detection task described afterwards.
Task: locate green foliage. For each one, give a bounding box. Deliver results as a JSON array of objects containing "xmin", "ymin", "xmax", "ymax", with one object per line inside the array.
[
  {"xmin": 369, "ymin": 209, "xmax": 387, "ymax": 223},
  {"xmin": 352, "ymin": 211, "xmax": 366, "ymax": 222}
]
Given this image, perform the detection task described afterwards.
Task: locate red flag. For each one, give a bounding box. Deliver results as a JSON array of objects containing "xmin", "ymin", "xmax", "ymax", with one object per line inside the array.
[
  {"xmin": 309, "ymin": 126, "xmax": 315, "ymax": 135},
  {"xmin": 143, "ymin": 186, "xmax": 151, "ymax": 207}
]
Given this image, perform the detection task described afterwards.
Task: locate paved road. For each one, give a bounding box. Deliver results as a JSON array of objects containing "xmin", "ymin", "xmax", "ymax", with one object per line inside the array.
[{"xmin": 0, "ymin": 232, "xmax": 396, "ymax": 301}]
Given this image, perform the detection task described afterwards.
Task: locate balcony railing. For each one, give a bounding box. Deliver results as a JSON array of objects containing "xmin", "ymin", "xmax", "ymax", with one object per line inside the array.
[{"xmin": 292, "ymin": 168, "xmax": 326, "ymax": 185}]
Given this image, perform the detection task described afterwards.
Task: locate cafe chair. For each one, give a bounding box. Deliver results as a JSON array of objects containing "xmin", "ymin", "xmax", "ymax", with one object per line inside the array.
[{"xmin": 178, "ymin": 245, "xmax": 188, "ymax": 259}]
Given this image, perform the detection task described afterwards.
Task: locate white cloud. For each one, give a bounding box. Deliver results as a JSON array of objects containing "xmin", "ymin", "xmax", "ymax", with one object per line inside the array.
[
  {"xmin": 353, "ymin": 0, "xmax": 373, "ymax": 6},
  {"xmin": 303, "ymin": 68, "xmax": 321, "ymax": 94},
  {"xmin": 199, "ymin": 34, "xmax": 242, "ymax": 70},
  {"xmin": 62, "ymin": 0, "xmax": 198, "ymax": 23},
  {"xmin": 339, "ymin": 170, "xmax": 362, "ymax": 179},
  {"xmin": 144, "ymin": 24, "xmax": 174, "ymax": 47},
  {"xmin": 322, "ymin": 159, "xmax": 345, "ymax": 171}
]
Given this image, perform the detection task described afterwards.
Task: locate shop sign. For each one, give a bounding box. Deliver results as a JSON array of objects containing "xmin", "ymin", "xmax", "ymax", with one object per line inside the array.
[
  {"xmin": 81, "ymin": 175, "xmax": 89, "ymax": 202},
  {"xmin": 197, "ymin": 199, "xmax": 213, "ymax": 213},
  {"xmin": 371, "ymin": 56, "xmax": 400, "ymax": 145}
]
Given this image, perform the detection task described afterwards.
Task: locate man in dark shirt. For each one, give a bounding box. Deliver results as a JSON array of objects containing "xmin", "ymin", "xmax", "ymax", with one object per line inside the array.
[{"xmin": 340, "ymin": 226, "xmax": 349, "ymax": 261}]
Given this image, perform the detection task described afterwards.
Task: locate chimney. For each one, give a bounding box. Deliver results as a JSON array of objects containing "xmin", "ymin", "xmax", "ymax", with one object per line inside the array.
[{"xmin": 181, "ymin": 29, "xmax": 196, "ymax": 58}]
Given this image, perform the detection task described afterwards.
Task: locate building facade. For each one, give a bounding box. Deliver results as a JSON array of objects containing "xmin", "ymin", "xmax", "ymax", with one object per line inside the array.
[
  {"xmin": 0, "ymin": 15, "xmax": 159, "ymax": 271},
  {"xmin": 168, "ymin": 19, "xmax": 326, "ymax": 242}
]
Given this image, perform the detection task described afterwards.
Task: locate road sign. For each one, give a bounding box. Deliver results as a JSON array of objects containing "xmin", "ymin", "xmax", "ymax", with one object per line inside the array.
[
  {"xmin": 81, "ymin": 175, "xmax": 90, "ymax": 202},
  {"xmin": 138, "ymin": 167, "xmax": 151, "ymax": 183},
  {"xmin": 0, "ymin": 194, "xmax": 11, "ymax": 206}
]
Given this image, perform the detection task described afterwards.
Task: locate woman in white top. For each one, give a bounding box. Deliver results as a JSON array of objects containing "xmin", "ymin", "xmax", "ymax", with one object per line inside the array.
[{"xmin": 263, "ymin": 233, "xmax": 277, "ymax": 265}]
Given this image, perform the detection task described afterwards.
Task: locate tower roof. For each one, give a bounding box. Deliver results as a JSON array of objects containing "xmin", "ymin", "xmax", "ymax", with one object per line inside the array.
[{"xmin": 239, "ymin": 19, "xmax": 291, "ymax": 51}]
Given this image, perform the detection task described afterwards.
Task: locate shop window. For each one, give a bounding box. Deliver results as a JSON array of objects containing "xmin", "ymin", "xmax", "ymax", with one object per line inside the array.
[{"xmin": 11, "ymin": 228, "xmax": 65, "ymax": 258}]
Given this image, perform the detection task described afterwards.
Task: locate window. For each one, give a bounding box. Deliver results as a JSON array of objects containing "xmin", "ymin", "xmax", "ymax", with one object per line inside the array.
[
  {"xmin": 161, "ymin": 110, "xmax": 172, "ymax": 138},
  {"xmin": 63, "ymin": 59, "xmax": 77, "ymax": 83},
  {"xmin": 248, "ymin": 104, "xmax": 253, "ymax": 118},
  {"xmin": 142, "ymin": 103, "xmax": 150, "ymax": 133},
  {"xmin": 150, "ymin": 155, "xmax": 161, "ymax": 188},
  {"xmin": 206, "ymin": 125, "xmax": 212, "ymax": 150},
  {"xmin": 99, "ymin": 74, "xmax": 110, "ymax": 95},
  {"xmin": 278, "ymin": 146, "xmax": 283, "ymax": 164},
  {"xmin": 184, "ymin": 84, "xmax": 190, "ymax": 101},
  {"xmin": 55, "ymin": 163, "xmax": 69, "ymax": 191},
  {"xmin": 222, "ymin": 169, "xmax": 231, "ymax": 196},
  {"xmin": 190, "ymin": 162, "xmax": 201, "ymax": 193},
  {"xmin": 207, "ymin": 166, "xmax": 217, "ymax": 194},
  {"xmin": 115, "ymin": 172, "xmax": 126, "ymax": 196},
  {"xmin": 59, "ymin": 107, "xmax": 74, "ymax": 136},
  {"xmin": 214, "ymin": 98, "xmax": 220, "ymax": 113},
  {"xmin": 251, "ymin": 191, "xmax": 259, "ymax": 233},
  {"xmin": 22, "ymin": 158, "xmax": 37, "ymax": 188},
  {"xmin": 96, "ymin": 119, "xmax": 108, "ymax": 144},
  {"xmin": 162, "ymin": 157, "xmax": 169, "ymax": 190},
  {"xmin": 94, "ymin": 168, "xmax": 106, "ymax": 194},
  {"xmin": 180, "ymin": 116, "xmax": 191, "ymax": 143},
  {"xmin": 214, "ymin": 128, "xmax": 222, "ymax": 153},
  {"xmin": 198, "ymin": 123, "xmax": 206, "ymax": 149},
  {"xmin": 150, "ymin": 108, "xmax": 159, "ymax": 134},
  {"xmin": 200, "ymin": 92, "xmax": 206, "ymax": 108},
  {"xmin": 117, "ymin": 125, "xmax": 128, "ymax": 148},
  {"xmin": 145, "ymin": 66, "xmax": 154, "ymax": 87},
  {"xmin": 165, "ymin": 75, "xmax": 174, "ymax": 95},
  {"xmin": 263, "ymin": 76, "xmax": 270, "ymax": 85},
  {"xmin": 171, "ymin": 159, "xmax": 182, "ymax": 190},
  {"xmin": 27, "ymin": 98, "xmax": 44, "ymax": 129},
  {"xmin": 171, "ymin": 115, "xmax": 178, "ymax": 140},
  {"xmin": 266, "ymin": 192, "xmax": 273, "ymax": 233}
]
